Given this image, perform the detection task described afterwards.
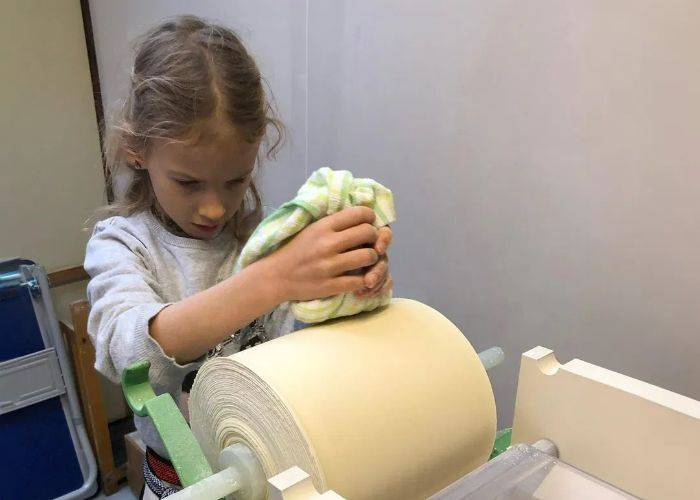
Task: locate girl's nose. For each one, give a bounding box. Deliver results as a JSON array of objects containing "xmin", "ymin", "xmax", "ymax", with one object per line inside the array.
[{"xmin": 198, "ymin": 197, "xmax": 226, "ymax": 222}]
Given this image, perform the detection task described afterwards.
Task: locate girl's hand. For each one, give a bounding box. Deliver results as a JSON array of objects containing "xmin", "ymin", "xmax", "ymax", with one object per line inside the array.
[
  {"xmin": 355, "ymin": 226, "xmax": 393, "ymax": 298},
  {"xmin": 260, "ymin": 206, "xmax": 381, "ymax": 302}
]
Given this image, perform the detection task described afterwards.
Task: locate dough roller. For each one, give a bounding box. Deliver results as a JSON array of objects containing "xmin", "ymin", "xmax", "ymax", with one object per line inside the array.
[{"xmin": 122, "ymin": 347, "xmax": 503, "ymax": 500}]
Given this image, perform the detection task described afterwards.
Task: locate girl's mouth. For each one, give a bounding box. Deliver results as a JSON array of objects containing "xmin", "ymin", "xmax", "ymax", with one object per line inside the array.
[{"xmin": 193, "ymin": 223, "xmax": 220, "ymax": 234}]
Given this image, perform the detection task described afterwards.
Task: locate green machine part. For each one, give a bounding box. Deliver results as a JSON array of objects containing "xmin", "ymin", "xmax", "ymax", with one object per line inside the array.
[
  {"xmin": 122, "ymin": 361, "xmax": 213, "ymax": 488},
  {"xmin": 490, "ymin": 428, "xmax": 512, "ymax": 460}
]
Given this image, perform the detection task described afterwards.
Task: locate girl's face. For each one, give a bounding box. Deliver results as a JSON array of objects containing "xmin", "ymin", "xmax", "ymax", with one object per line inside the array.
[{"xmin": 143, "ymin": 130, "xmax": 259, "ymax": 240}]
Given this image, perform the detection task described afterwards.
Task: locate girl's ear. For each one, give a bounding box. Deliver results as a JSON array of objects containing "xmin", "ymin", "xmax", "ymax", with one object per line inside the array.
[{"xmin": 126, "ymin": 151, "xmax": 145, "ymax": 170}]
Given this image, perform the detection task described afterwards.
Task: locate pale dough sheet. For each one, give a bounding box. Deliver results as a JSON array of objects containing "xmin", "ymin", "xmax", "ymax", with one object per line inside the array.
[{"xmin": 190, "ymin": 299, "xmax": 496, "ymax": 499}]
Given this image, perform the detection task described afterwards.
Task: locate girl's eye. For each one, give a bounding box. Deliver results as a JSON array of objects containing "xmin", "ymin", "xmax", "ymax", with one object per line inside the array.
[
  {"xmin": 176, "ymin": 179, "xmax": 200, "ymax": 189},
  {"xmin": 226, "ymin": 177, "xmax": 248, "ymax": 188}
]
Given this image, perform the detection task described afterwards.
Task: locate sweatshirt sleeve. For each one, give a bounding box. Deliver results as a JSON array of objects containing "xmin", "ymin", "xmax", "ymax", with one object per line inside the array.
[
  {"xmin": 84, "ymin": 218, "xmax": 199, "ymax": 388},
  {"xmin": 263, "ymin": 301, "xmax": 296, "ymax": 340}
]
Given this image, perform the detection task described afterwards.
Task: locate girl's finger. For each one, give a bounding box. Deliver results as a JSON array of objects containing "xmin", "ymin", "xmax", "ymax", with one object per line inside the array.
[
  {"xmin": 356, "ymin": 273, "xmax": 382, "ymax": 297},
  {"xmin": 325, "ymin": 206, "xmax": 376, "ymax": 231},
  {"xmin": 375, "ymin": 226, "xmax": 393, "ymax": 254},
  {"xmin": 332, "ymin": 248, "xmax": 379, "ymax": 275},
  {"xmin": 362, "ymin": 255, "xmax": 388, "ymax": 288},
  {"xmin": 355, "ymin": 258, "xmax": 389, "ymax": 297},
  {"xmin": 334, "ymin": 223, "xmax": 378, "ymax": 252},
  {"xmin": 327, "ymin": 275, "xmax": 366, "ymax": 296},
  {"xmin": 373, "ymin": 275, "xmax": 393, "ymax": 297},
  {"xmin": 358, "ymin": 273, "xmax": 389, "ymax": 298}
]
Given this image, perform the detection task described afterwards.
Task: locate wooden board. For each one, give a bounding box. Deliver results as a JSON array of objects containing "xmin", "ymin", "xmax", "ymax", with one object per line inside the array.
[
  {"xmin": 60, "ymin": 300, "xmax": 126, "ymax": 494},
  {"xmin": 512, "ymin": 346, "xmax": 700, "ymax": 500}
]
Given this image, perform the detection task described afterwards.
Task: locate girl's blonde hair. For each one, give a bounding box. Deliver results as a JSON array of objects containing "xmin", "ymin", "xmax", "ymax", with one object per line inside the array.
[{"xmin": 93, "ymin": 15, "xmax": 283, "ymax": 241}]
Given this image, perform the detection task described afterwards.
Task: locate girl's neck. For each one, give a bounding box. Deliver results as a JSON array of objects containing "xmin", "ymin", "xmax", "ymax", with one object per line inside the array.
[{"xmin": 150, "ymin": 203, "xmax": 191, "ymax": 238}]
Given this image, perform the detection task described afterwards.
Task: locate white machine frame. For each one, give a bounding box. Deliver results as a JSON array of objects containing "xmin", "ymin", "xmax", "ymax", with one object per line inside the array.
[{"xmin": 512, "ymin": 346, "xmax": 700, "ymax": 499}]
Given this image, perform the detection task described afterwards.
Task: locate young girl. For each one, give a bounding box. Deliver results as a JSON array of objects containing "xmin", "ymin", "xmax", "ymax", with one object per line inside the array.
[{"xmin": 84, "ymin": 15, "xmax": 392, "ymax": 499}]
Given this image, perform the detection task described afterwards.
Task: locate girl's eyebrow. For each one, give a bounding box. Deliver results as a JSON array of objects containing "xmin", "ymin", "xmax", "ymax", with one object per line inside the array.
[
  {"xmin": 169, "ymin": 168, "xmax": 254, "ymax": 182},
  {"xmin": 225, "ymin": 167, "xmax": 255, "ymax": 182},
  {"xmin": 169, "ymin": 171, "xmax": 199, "ymax": 181}
]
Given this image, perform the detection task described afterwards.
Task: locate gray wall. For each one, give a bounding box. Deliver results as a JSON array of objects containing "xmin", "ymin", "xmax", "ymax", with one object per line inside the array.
[
  {"xmin": 1, "ymin": 0, "xmax": 104, "ymax": 270},
  {"xmin": 89, "ymin": 0, "xmax": 700, "ymax": 427}
]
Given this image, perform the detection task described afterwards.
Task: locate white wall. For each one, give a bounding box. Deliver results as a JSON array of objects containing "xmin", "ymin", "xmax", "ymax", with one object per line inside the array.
[
  {"xmin": 308, "ymin": 0, "xmax": 700, "ymax": 427},
  {"xmin": 89, "ymin": 0, "xmax": 700, "ymax": 427}
]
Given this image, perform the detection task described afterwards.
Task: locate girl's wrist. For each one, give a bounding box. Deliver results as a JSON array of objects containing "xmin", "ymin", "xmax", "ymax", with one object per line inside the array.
[{"xmin": 248, "ymin": 257, "xmax": 289, "ymax": 305}]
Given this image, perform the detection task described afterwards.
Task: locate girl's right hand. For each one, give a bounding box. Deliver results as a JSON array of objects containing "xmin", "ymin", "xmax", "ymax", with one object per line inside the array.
[{"xmin": 260, "ymin": 206, "xmax": 380, "ymax": 302}]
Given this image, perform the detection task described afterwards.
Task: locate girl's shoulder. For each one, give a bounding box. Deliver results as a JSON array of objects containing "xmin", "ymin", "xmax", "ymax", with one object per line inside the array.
[
  {"xmin": 87, "ymin": 211, "xmax": 158, "ymax": 254},
  {"xmin": 91, "ymin": 210, "xmax": 151, "ymax": 232}
]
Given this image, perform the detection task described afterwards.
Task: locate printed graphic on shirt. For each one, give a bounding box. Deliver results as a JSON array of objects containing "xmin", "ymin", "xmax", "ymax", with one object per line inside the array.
[{"xmin": 181, "ymin": 315, "xmax": 270, "ymax": 392}]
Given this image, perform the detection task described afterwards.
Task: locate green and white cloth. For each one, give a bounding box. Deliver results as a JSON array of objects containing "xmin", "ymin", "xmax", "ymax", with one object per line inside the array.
[{"xmin": 234, "ymin": 167, "xmax": 396, "ymax": 323}]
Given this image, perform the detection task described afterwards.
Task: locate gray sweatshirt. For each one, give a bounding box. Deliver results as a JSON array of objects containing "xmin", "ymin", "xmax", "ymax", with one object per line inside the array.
[{"xmin": 83, "ymin": 210, "xmax": 294, "ymax": 457}]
